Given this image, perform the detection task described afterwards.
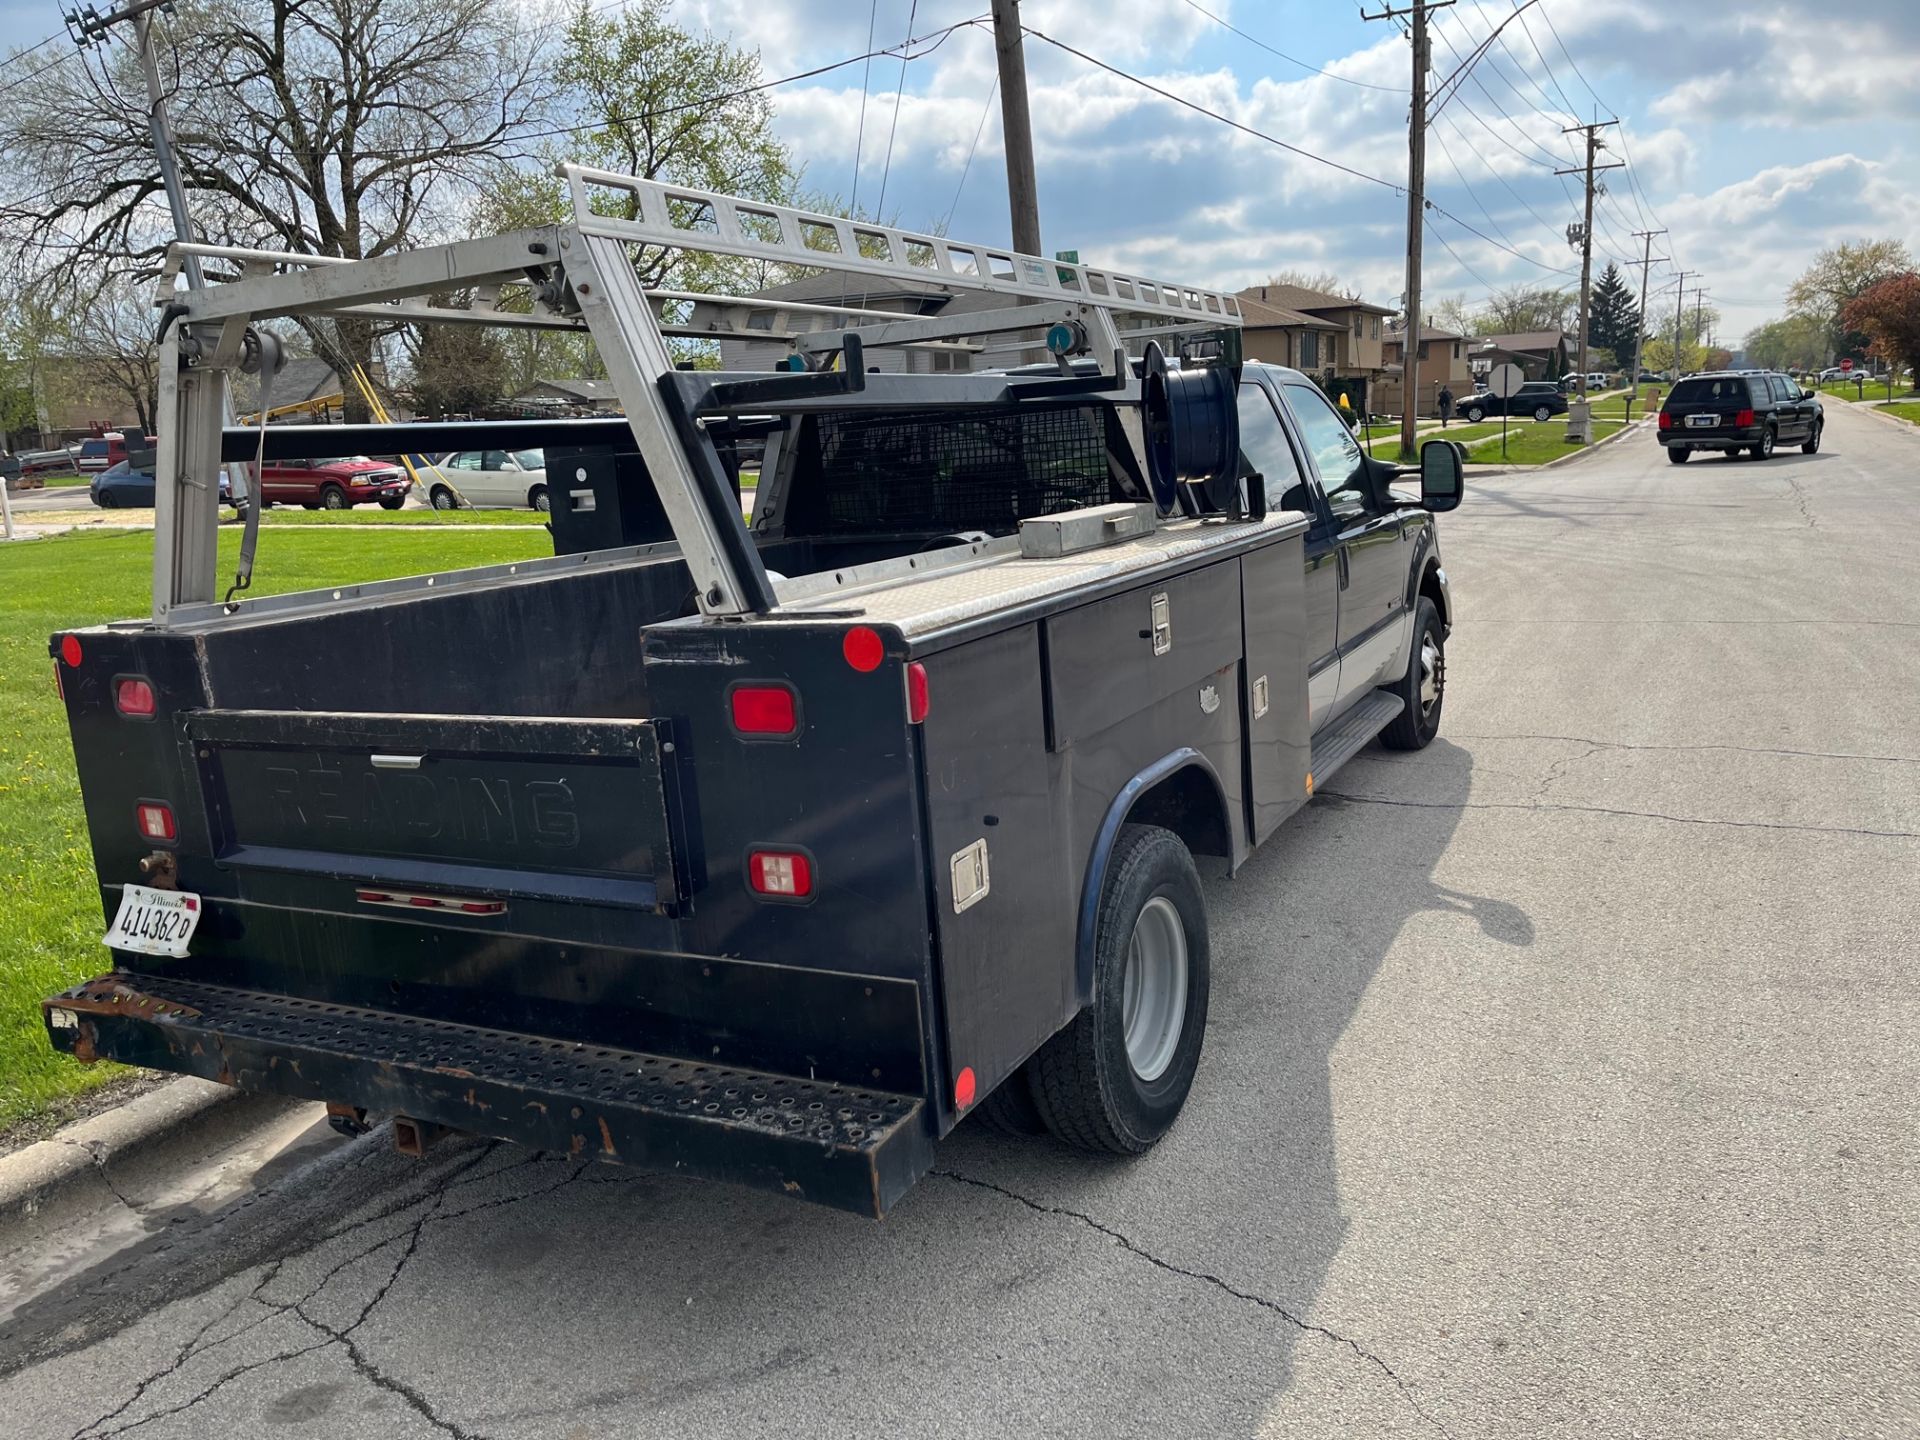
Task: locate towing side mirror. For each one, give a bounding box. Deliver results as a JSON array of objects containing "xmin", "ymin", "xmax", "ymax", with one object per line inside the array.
[{"xmin": 1419, "ymin": 438, "xmax": 1463, "ymax": 512}]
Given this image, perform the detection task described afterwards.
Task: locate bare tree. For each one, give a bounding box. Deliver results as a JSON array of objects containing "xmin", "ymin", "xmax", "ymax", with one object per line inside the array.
[
  {"xmin": 0, "ymin": 0, "xmax": 556, "ymax": 419},
  {"xmin": 1265, "ymin": 268, "xmax": 1352, "ymax": 298}
]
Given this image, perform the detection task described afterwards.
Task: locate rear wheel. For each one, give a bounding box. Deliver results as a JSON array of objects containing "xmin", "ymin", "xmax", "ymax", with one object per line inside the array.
[
  {"xmin": 1379, "ymin": 597, "xmax": 1445, "ymax": 750},
  {"xmin": 319, "ymin": 484, "xmax": 349, "ymax": 509},
  {"xmin": 430, "ymin": 486, "xmax": 459, "ymax": 511},
  {"xmin": 1031, "ymin": 824, "xmax": 1209, "ymax": 1153},
  {"xmin": 1802, "ymin": 419, "xmax": 1822, "ymax": 455},
  {"xmin": 1667, "ymin": 447, "xmax": 1691, "ymax": 464},
  {"xmin": 975, "ymin": 1067, "xmax": 1047, "ymax": 1136},
  {"xmin": 1752, "ymin": 426, "xmax": 1776, "ymax": 460},
  {"xmin": 529, "ymin": 484, "xmax": 549, "ymax": 513},
  {"xmin": 95, "ymin": 491, "xmax": 116, "ymax": 508},
  {"xmin": 1533, "ymin": 404, "xmax": 1552, "ymax": 422}
]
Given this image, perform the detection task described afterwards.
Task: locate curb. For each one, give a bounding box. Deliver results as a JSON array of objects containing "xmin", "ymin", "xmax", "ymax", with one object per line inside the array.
[
  {"xmin": 1843, "ymin": 398, "xmax": 1920, "ymax": 433},
  {"xmin": 0, "ymin": 1077, "xmax": 240, "ymax": 1229}
]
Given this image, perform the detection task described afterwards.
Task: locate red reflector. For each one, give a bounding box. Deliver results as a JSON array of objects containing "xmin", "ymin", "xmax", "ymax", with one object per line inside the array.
[
  {"xmin": 906, "ymin": 662, "xmax": 929, "ymax": 724},
  {"xmin": 748, "ymin": 850, "xmax": 813, "ymax": 898},
  {"xmin": 730, "ymin": 684, "xmax": 798, "ymax": 735},
  {"xmin": 408, "ymin": 896, "xmax": 439, "ymax": 907},
  {"xmin": 1734, "ymin": 409, "xmax": 1755, "ymax": 428},
  {"xmin": 954, "ymin": 1066, "xmax": 977, "ymax": 1110},
  {"xmin": 135, "ymin": 802, "xmax": 176, "ymax": 842},
  {"xmin": 59, "ymin": 635, "xmax": 83, "ymax": 667},
  {"xmin": 114, "ymin": 677, "xmax": 156, "ymax": 717},
  {"xmin": 1657, "ymin": 411, "xmax": 1672, "ymax": 431},
  {"xmin": 842, "ymin": 625, "xmax": 884, "ymax": 673}
]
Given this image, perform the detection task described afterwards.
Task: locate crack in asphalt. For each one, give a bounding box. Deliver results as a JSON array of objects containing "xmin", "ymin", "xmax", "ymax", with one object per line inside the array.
[
  {"xmin": 64, "ymin": 1144, "xmax": 580, "ymax": 1438},
  {"xmin": 1782, "ymin": 472, "xmax": 1819, "ymax": 530},
  {"xmin": 933, "ymin": 1170, "xmax": 1459, "ymax": 1440},
  {"xmin": 1318, "ymin": 790, "xmax": 1920, "ymax": 841},
  {"xmin": 56, "ymin": 1138, "xmax": 139, "ymax": 1213},
  {"xmin": 1448, "ymin": 732, "xmax": 1920, "ymax": 766}
]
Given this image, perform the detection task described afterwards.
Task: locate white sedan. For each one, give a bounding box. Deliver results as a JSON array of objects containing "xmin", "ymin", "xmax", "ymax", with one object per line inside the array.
[{"xmin": 419, "ymin": 449, "xmax": 549, "ymax": 511}]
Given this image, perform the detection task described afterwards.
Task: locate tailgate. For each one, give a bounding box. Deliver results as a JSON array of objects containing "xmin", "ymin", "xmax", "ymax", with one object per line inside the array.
[{"xmin": 189, "ymin": 710, "xmax": 681, "ymax": 911}]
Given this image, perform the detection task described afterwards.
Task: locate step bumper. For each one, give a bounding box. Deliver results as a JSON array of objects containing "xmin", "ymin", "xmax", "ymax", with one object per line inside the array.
[{"xmin": 43, "ymin": 972, "xmax": 932, "ymax": 1218}]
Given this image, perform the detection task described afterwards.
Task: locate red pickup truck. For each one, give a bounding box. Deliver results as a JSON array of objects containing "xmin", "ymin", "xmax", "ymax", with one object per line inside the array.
[{"xmin": 259, "ymin": 456, "xmax": 409, "ymax": 509}]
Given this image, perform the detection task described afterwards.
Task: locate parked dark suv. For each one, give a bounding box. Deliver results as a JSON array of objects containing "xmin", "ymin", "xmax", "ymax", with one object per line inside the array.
[
  {"xmin": 1459, "ymin": 380, "xmax": 1568, "ymax": 423},
  {"xmin": 1658, "ymin": 371, "xmax": 1822, "ymax": 463}
]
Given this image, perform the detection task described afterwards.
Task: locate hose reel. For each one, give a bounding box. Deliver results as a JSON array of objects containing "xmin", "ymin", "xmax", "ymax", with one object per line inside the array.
[{"xmin": 1139, "ymin": 341, "xmax": 1240, "ymax": 515}]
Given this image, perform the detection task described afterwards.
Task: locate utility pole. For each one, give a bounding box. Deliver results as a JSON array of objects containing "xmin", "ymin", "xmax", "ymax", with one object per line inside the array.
[
  {"xmin": 1693, "ymin": 290, "xmax": 1710, "ymax": 359},
  {"xmin": 1672, "ymin": 270, "xmax": 1699, "ymax": 375},
  {"xmin": 1555, "ymin": 120, "xmax": 1621, "ymax": 442},
  {"xmin": 1625, "ymin": 228, "xmax": 1667, "ymax": 422},
  {"xmin": 989, "ymin": 0, "xmax": 1042, "ymax": 257},
  {"xmin": 1364, "ymin": 0, "xmax": 1453, "ymax": 460},
  {"xmin": 67, "ymin": 0, "xmax": 206, "ymax": 289}
]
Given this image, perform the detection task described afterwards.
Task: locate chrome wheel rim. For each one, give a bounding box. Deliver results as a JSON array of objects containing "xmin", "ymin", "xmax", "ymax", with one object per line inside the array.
[
  {"xmin": 1122, "ymin": 896, "xmax": 1188, "ymax": 1083},
  {"xmin": 1419, "ymin": 634, "xmax": 1444, "ymax": 715}
]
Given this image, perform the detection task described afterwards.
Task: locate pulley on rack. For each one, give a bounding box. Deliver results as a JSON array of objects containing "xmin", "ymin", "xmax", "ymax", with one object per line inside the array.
[{"xmin": 1139, "ymin": 341, "xmax": 1240, "ymax": 515}]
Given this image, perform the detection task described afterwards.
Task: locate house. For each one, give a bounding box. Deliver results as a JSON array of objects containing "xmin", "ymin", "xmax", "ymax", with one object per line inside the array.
[
  {"xmin": 1235, "ymin": 283, "xmax": 1395, "ymax": 409},
  {"xmin": 1234, "ymin": 293, "xmax": 1343, "ymax": 374},
  {"xmin": 1473, "ymin": 330, "xmax": 1571, "ymax": 383},
  {"xmin": 1376, "ymin": 325, "xmax": 1473, "ymax": 417},
  {"xmin": 712, "ymin": 273, "xmax": 1014, "ymax": 375},
  {"xmin": 511, "ymin": 377, "xmax": 622, "ymax": 409}
]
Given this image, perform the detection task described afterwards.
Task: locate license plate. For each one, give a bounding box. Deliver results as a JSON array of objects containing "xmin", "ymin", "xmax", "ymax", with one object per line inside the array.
[
  {"xmin": 1686, "ymin": 413, "xmax": 1718, "ymax": 428},
  {"xmin": 105, "ymin": 884, "xmax": 202, "ymax": 958}
]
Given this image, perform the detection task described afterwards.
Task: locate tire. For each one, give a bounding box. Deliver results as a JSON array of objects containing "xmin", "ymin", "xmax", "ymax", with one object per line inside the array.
[
  {"xmin": 1533, "ymin": 405, "xmax": 1553, "ymax": 422},
  {"xmin": 377, "ymin": 495, "xmax": 405, "ymax": 511},
  {"xmin": 430, "ymin": 486, "xmax": 459, "ymax": 511},
  {"xmin": 1753, "ymin": 426, "xmax": 1776, "ymax": 460},
  {"xmin": 1030, "ymin": 824, "xmax": 1209, "ymax": 1154},
  {"xmin": 975, "ymin": 1067, "xmax": 1047, "ymax": 1137},
  {"xmin": 1379, "ymin": 596, "xmax": 1445, "ymax": 750},
  {"xmin": 1464, "ymin": 404, "xmax": 1486, "ymax": 423},
  {"xmin": 1667, "ymin": 446, "xmax": 1690, "ymax": 464},
  {"xmin": 529, "ymin": 485, "xmax": 549, "ymax": 513},
  {"xmin": 1801, "ymin": 420, "xmax": 1821, "ymax": 455},
  {"xmin": 96, "ymin": 491, "xmax": 116, "ymax": 508},
  {"xmin": 319, "ymin": 484, "xmax": 348, "ymax": 509}
]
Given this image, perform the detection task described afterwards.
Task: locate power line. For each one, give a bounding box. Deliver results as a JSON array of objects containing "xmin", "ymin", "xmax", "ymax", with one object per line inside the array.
[
  {"xmin": 848, "ymin": 0, "xmax": 879, "ymax": 213},
  {"xmin": 0, "ymin": 46, "xmax": 77, "ymax": 98},
  {"xmin": 1176, "ymin": 0, "xmax": 1407, "ymax": 93},
  {"xmin": 874, "ymin": 0, "xmax": 919, "ymax": 218},
  {"xmin": 944, "ymin": 72, "xmax": 999, "ymax": 232}
]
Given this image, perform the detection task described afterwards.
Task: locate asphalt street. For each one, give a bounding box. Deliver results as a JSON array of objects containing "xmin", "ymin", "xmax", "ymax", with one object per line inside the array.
[{"xmin": 2, "ymin": 402, "xmax": 1916, "ymax": 1438}]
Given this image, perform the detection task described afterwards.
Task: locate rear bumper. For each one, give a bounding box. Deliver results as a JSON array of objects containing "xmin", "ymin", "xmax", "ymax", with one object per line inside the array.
[
  {"xmin": 45, "ymin": 971, "xmax": 934, "ymax": 1218},
  {"xmin": 1660, "ymin": 426, "xmax": 1762, "ymax": 449}
]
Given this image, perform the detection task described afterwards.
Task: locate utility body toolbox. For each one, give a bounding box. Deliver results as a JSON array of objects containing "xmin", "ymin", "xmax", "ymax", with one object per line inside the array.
[{"xmin": 42, "ymin": 173, "xmax": 1461, "ymax": 1216}]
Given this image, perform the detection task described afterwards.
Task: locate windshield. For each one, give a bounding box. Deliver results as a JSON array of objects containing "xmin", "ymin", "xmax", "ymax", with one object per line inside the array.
[
  {"xmin": 514, "ymin": 449, "xmax": 543, "ymax": 471},
  {"xmin": 79, "ymin": 440, "xmax": 109, "ymax": 457}
]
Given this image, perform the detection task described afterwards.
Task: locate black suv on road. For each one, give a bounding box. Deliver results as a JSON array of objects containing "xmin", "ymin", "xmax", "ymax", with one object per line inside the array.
[
  {"xmin": 1459, "ymin": 380, "xmax": 1569, "ymax": 423},
  {"xmin": 1659, "ymin": 371, "xmax": 1823, "ymax": 463}
]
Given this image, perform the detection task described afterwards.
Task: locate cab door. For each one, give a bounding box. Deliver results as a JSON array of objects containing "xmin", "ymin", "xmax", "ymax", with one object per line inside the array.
[
  {"xmin": 1278, "ymin": 381, "xmax": 1410, "ymax": 717},
  {"xmin": 1237, "ymin": 379, "xmax": 1339, "ymax": 730}
]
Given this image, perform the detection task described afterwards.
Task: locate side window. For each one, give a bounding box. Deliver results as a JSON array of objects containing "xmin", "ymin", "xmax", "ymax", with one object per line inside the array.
[
  {"xmin": 451, "ymin": 452, "xmax": 481, "ymax": 471},
  {"xmin": 1282, "ymin": 382, "xmax": 1366, "ymax": 515},
  {"xmin": 1236, "ymin": 383, "xmax": 1311, "ymax": 513},
  {"xmin": 481, "ymin": 450, "xmax": 510, "ymax": 471},
  {"xmin": 1768, "ymin": 376, "xmax": 1792, "ymax": 402}
]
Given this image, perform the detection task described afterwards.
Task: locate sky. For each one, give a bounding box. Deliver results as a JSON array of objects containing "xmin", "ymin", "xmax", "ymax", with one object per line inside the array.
[{"xmin": 4, "ymin": 0, "xmax": 1917, "ymax": 346}]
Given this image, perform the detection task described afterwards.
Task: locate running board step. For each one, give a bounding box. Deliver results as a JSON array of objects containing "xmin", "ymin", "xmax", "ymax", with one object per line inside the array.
[
  {"xmin": 43, "ymin": 972, "xmax": 931, "ymax": 1218},
  {"xmin": 1308, "ymin": 691, "xmax": 1405, "ymax": 791}
]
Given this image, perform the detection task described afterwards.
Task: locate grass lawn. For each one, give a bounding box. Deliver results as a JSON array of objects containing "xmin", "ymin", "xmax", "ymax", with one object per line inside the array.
[
  {"xmin": 261, "ymin": 506, "xmax": 549, "ymax": 526},
  {"xmin": 0, "ymin": 524, "xmax": 552, "ymax": 1132},
  {"xmin": 1463, "ymin": 419, "xmax": 1626, "ymax": 465},
  {"xmin": 1873, "ymin": 402, "xmax": 1920, "ymax": 426},
  {"xmin": 1361, "ymin": 422, "xmax": 1502, "ymax": 457}
]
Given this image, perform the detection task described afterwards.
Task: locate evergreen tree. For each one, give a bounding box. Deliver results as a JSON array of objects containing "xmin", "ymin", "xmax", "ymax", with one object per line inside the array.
[{"xmin": 1588, "ymin": 264, "xmax": 1641, "ymax": 370}]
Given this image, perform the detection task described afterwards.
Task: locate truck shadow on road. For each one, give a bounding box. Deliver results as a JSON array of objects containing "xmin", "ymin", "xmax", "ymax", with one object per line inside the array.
[{"xmin": 0, "ymin": 742, "xmax": 1514, "ymax": 1437}]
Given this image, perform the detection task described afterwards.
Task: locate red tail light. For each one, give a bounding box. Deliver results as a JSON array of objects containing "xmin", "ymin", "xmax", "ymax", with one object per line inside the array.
[
  {"xmin": 748, "ymin": 849, "xmax": 813, "ymax": 899},
  {"xmin": 906, "ymin": 662, "xmax": 930, "ymax": 724},
  {"xmin": 729, "ymin": 683, "xmax": 798, "ymax": 736},
  {"xmin": 1734, "ymin": 409, "xmax": 1755, "ymax": 428},
  {"xmin": 1657, "ymin": 411, "xmax": 1672, "ymax": 431},
  {"xmin": 114, "ymin": 676, "xmax": 157, "ymax": 717},
  {"xmin": 135, "ymin": 801, "xmax": 176, "ymax": 842},
  {"xmin": 59, "ymin": 635, "xmax": 83, "ymax": 667}
]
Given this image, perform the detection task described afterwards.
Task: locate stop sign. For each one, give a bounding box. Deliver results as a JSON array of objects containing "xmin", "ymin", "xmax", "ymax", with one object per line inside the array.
[{"xmin": 1841, "ymin": 359, "xmax": 1854, "ymax": 372}]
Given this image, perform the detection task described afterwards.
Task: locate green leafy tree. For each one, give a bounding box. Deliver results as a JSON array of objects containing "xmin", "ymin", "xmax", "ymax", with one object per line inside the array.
[
  {"xmin": 1787, "ymin": 239, "xmax": 1914, "ymax": 364},
  {"xmin": 1744, "ymin": 315, "xmax": 1827, "ymax": 373}
]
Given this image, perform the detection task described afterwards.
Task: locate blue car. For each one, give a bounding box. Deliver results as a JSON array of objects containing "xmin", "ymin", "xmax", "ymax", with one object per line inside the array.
[{"xmin": 91, "ymin": 461, "xmax": 234, "ymax": 509}]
